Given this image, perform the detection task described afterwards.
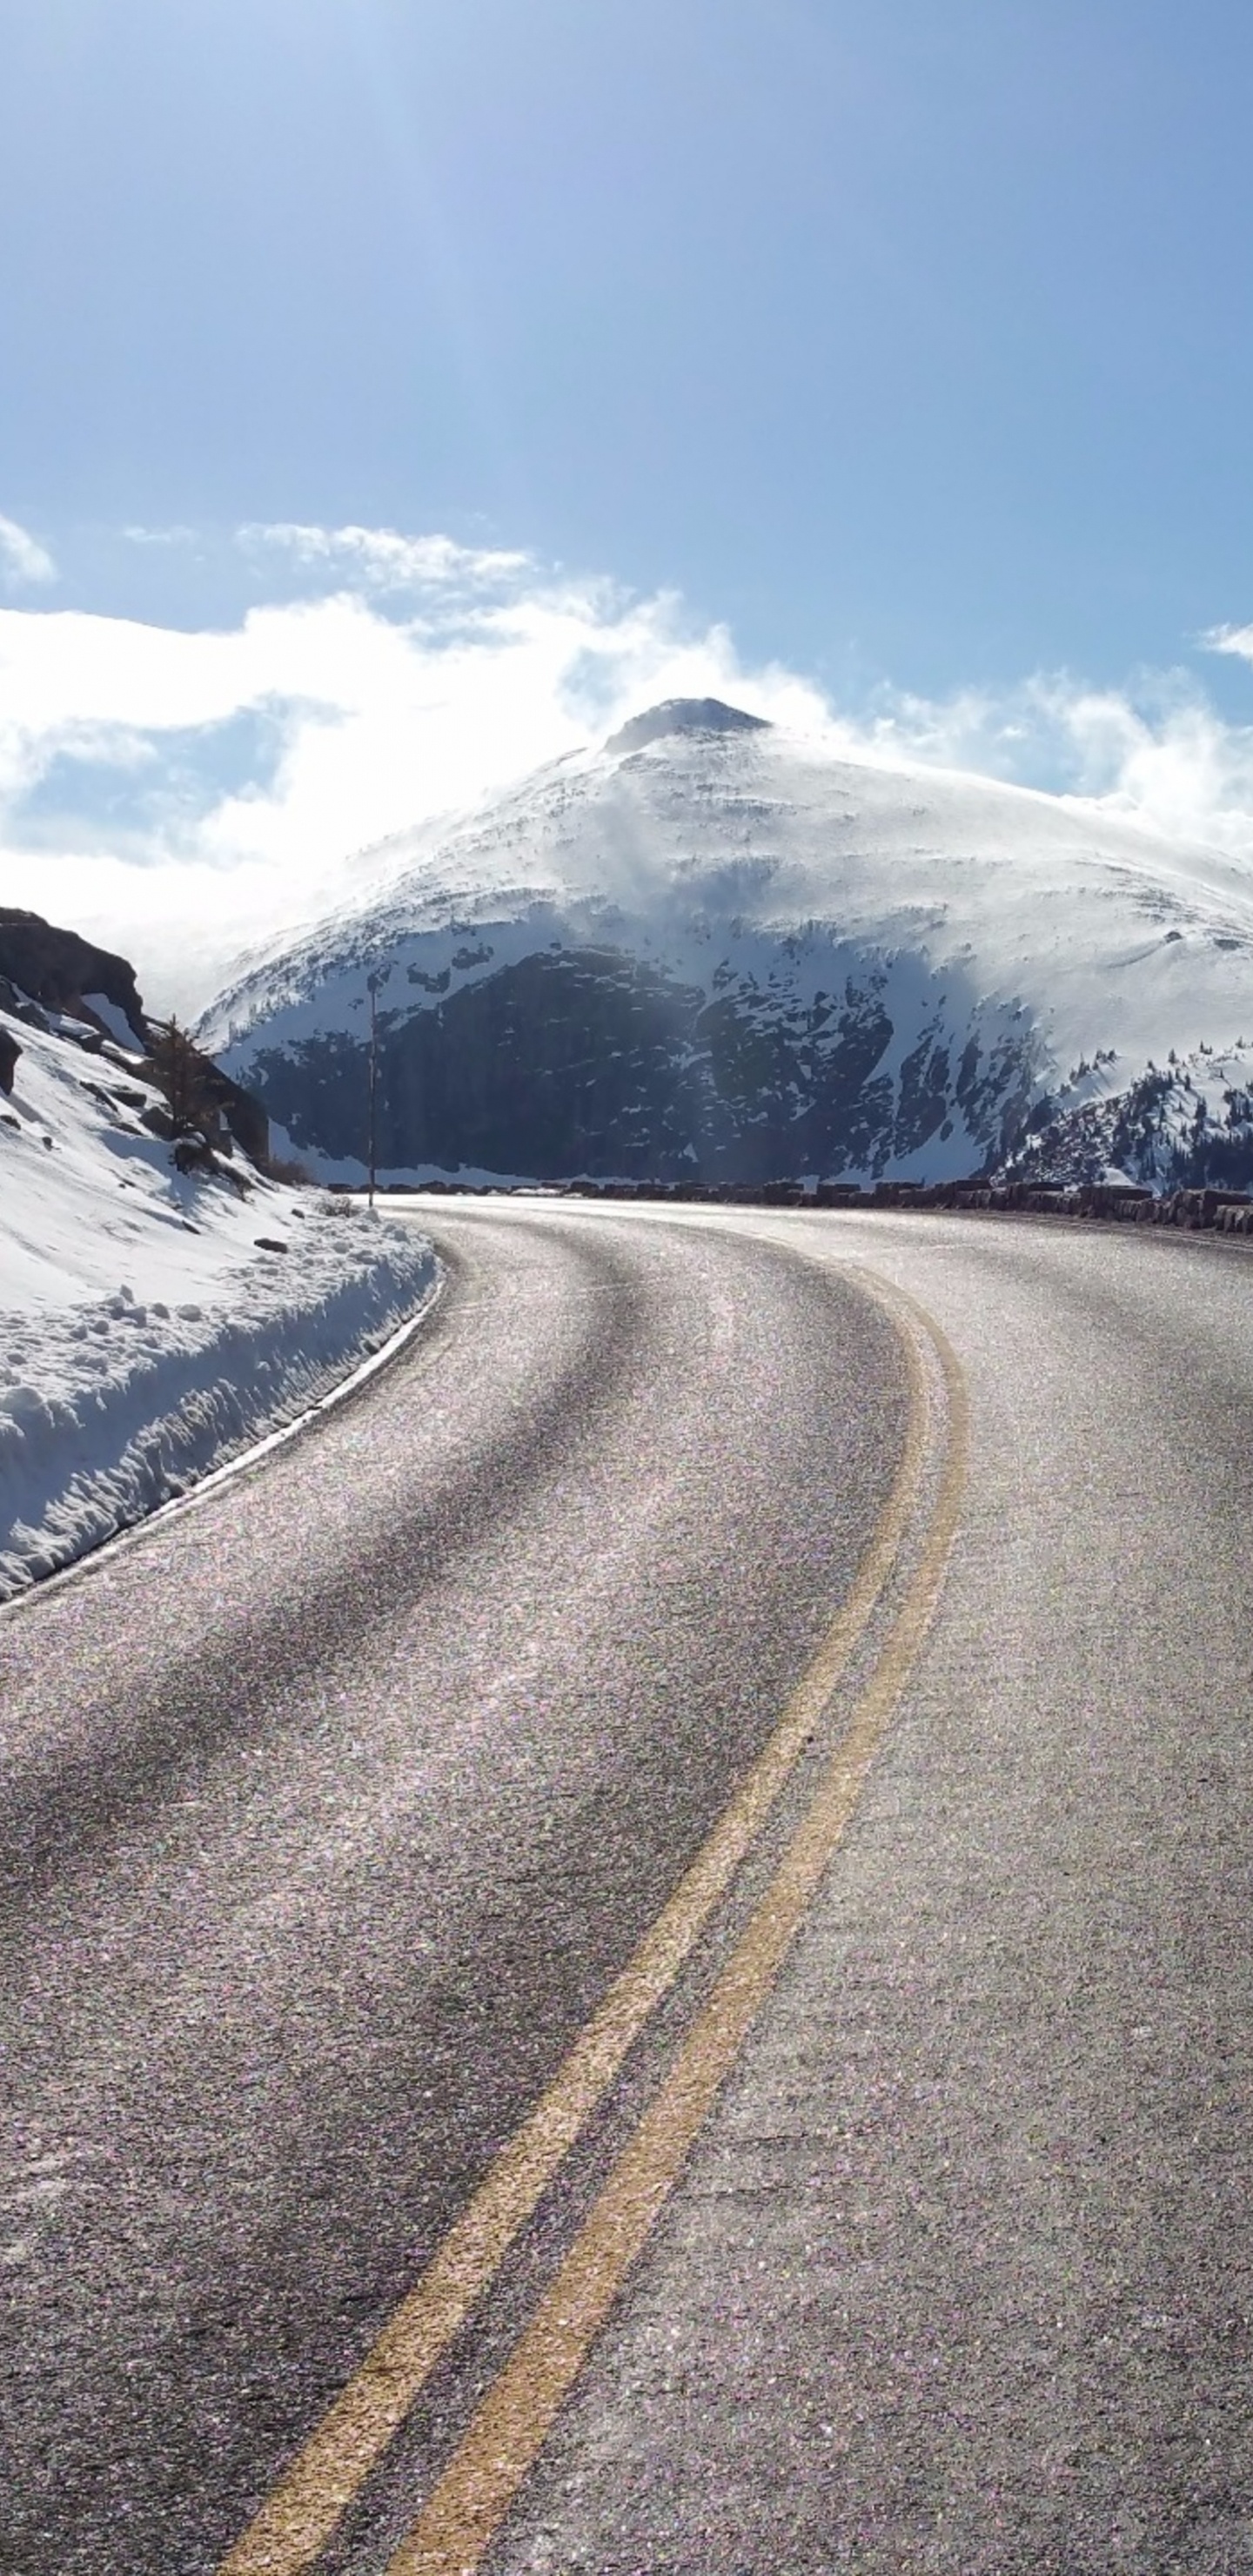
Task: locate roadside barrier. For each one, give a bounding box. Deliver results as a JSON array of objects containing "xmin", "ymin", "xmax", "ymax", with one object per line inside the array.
[{"xmin": 384, "ymin": 1175, "xmax": 1253, "ymax": 1231}]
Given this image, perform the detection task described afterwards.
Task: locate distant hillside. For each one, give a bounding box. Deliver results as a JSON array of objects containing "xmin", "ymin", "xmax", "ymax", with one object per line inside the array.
[
  {"xmin": 1002, "ymin": 1040, "xmax": 1253, "ymax": 1194},
  {"xmin": 196, "ymin": 698, "xmax": 1253, "ymax": 1192}
]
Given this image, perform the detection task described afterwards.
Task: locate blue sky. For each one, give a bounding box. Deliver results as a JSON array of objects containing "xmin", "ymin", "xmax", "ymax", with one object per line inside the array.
[{"xmin": 3, "ymin": 0, "xmax": 1253, "ymax": 1002}]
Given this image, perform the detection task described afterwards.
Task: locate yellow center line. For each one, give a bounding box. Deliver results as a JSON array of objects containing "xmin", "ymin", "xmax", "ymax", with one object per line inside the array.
[
  {"xmin": 384, "ymin": 1285, "xmax": 967, "ymax": 2576},
  {"xmin": 217, "ymin": 1269, "xmax": 938, "ymax": 2576}
]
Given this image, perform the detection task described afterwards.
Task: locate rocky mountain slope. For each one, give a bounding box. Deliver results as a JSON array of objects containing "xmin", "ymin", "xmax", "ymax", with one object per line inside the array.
[
  {"xmin": 195, "ymin": 700, "xmax": 1253, "ymax": 1191},
  {"xmin": 0, "ymin": 907, "xmax": 268, "ymax": 1164},
  {"xmin": 1004, "ymin": 1041, "xmax": 1253, "ymax": 1194}
]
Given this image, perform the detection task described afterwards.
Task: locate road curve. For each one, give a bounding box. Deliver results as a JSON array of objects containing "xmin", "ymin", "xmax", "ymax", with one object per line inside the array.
[
  {"xmin": 7, "ymin": 1200, "xmax": 1253, "ymax": 2575},
  {"xmin": 0, "ymin": 1208, "xmax": 909, "ymax": 2576}
]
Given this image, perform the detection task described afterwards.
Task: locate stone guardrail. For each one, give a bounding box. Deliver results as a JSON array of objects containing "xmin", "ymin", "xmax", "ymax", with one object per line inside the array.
[{"xmin": 402, "ymin": 1176, "xmax": 1253, "ymax": 1231}]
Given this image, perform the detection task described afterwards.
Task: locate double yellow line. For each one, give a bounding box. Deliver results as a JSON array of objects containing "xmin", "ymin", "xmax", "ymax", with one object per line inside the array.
[{"xmin": 219, "ymin": 1271, "xmax": 967, "ymax": 2576}]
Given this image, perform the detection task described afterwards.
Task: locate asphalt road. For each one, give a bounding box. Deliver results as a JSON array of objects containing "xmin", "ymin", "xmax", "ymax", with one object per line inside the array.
[{"xmin": 6, "ymin": 1203, "xmax": 1253, "ymax": 2575}]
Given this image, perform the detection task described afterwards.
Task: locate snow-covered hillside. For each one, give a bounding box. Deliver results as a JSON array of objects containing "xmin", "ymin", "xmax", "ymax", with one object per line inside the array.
[
  {"xmin": 1007, "ymin": 1039, "xmax": 1253, "ymax": 1193},
  {"xmin": 197, "ymin": 700, "xmax": 1253, "ymax": 1191},
  {"xmin": 0, "ymin": 1009, "xmax": 436, "ymax": 1599}
]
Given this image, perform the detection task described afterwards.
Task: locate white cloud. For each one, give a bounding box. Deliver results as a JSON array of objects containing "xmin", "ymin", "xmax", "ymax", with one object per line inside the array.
[
  {"xmin": 1, "ymin": 519, "xmax": 1252, "ymax": 1015},
  {"xmin": 0, "ymin": 513, "xmax": 56, "ymax": 589},
  {"xmin": 238, "ymin": 520, "xmax": 531, "ymax": 593},
  {"xmin": 841, "ymin": 667, "xmax": 1253, "ymax": 860},
  {"xmin": 1206, "ymin": 621, "xmax": 1253, "ymax": 666},
  {"xmin": 123, "ymin": 524, "xmax": 201, "ymax": 548},
  {"xmin": 0, "ymin": 534, "xmax": 821, "ymax": 1008}
]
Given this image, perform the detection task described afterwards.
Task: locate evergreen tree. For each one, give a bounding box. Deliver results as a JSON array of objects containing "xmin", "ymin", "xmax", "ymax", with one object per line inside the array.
[{"xmin": 149, "ymin": 1017, "xmax": 221, "ymax": 1144}]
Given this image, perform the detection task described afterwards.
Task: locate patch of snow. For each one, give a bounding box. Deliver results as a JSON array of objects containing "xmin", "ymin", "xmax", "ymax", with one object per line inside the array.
[{"xmin": 81, "ymin": 989, "xmax": 143, "ymax": 1050}]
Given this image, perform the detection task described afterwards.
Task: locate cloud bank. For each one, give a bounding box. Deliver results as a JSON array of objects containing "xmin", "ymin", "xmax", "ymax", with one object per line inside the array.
[{"xmin": 1, "ymin": 520, "xmax": 1252, "ymax": 1013}]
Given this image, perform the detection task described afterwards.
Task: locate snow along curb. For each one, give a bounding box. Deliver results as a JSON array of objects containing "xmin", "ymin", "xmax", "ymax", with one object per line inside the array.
[{"xmin": 0, "ymin": 1217, "xmax": 439, "ymax": 1603}]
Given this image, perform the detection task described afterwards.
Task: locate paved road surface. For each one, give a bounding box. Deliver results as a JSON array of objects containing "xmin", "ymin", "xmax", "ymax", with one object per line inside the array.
[{"xmin": 5, "ymin": 1204, "xmax": 1253, "ymax": 2574}]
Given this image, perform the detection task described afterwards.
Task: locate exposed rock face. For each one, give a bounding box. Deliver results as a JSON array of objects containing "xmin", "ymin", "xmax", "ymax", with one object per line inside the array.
[
  {"xmin": 0, "ymin": 1026, "xmax": 18, "ymax": 1096},
  {"xmin": 605, "ymin": 697, "xmax": 772, "ymax": 755},
  {"xmin": 245, "ymin": 938, "xmax": 1035, "ymax": 1184},
  {"xmin": 187, "ymin": 1057, "xmax": 271, "ymax": 1167},
  {"xmin": 0, "ymin": 909, "xmax": 149, "ymax": 1049}
]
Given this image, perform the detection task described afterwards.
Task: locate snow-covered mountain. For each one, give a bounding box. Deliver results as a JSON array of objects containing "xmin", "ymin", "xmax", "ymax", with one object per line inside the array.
[{"xmin": 196, "ymin": 700, "xmax": 1253, "ymax": 1191}]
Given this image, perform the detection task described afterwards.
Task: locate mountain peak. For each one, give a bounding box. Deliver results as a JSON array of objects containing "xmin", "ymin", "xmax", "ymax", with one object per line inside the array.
[
  {"xmin": 198, "ymin": 722, "xmax": 1253, "ymax": 1197},
  {"xmin": 605, "ymin": 697, "xmax": 772, "ymax": 755}
]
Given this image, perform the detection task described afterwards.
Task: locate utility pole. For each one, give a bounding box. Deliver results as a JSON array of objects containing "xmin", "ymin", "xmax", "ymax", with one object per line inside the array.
[
  {"xmin": 366, "ymin": 968, "xmax": 386, "ymax": 1210},
  {"xmin": 363, "ymin": 963, "xmax": 394, "ymax": 1211}
]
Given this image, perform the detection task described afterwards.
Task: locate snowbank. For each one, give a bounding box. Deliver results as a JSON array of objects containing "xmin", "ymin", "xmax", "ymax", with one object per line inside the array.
[{"xmin": 0, "ymin": 1014, "xmax": 437, "ymax": 1600}]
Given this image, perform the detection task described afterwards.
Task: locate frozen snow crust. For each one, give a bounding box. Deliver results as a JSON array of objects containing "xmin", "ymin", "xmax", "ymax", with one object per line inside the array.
[{"xmin": 0, "ymin": 1014, "xmax": 436, "ymax": 1600}]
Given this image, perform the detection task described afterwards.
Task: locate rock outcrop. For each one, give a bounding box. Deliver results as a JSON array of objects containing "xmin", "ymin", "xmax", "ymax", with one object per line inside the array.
[{"xmin": 0, "ymin": 909, "xmax": 149, "ymax": 1049}]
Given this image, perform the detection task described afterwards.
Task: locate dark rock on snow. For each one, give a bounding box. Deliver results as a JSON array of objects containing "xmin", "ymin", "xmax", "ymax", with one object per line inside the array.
[{"xmin": 0, "ymin": 907, "xmax": 150, "ymax": 1049}]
